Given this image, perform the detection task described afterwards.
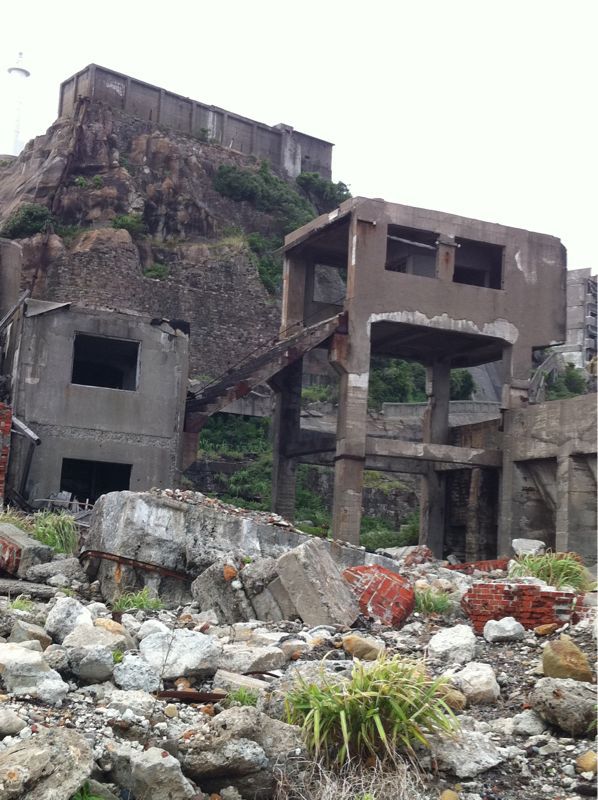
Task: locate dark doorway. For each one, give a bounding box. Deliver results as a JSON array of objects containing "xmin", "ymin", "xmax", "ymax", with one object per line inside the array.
[
  {"xmin": 71, "ymin": 334, "xmax": 139, "ymax": 390},
  {"xmin": 60, "ymin": 458, "xmax": 132, "ymax": 503}
]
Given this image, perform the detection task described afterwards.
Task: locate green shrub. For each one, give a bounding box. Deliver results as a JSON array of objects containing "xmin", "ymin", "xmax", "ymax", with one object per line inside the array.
[
  {"xmin": 144, "ymin": 262, "xmax": 169, "ymax": 280},
  {"xmin": 199, "ymin": 414, "xmax": 271, "ymax": 461},
  {"xmin": 414, "ymin": 589, "xmax": 454, "ymax": 615},
  {"xmin": 247, "ymin": 231, "xmax": 283, "ymax": 294},
  {"xmin": 112, "ymin": 587, "xmax": 163, "ymax": 612},
  {"xmin": 112, "ymin": 650, "xmax": 124, "ymax": 664},
  {"xmin": 546, "ymin": 363, "xmax": 588, "ymax": 400},
  {"xmin": 9, "ymin": 595, "xmax": 34, "ymax": 612},
  {"xmin": 225, "ymin": 687, "xmax": 258, "ymax": 707},
  {"xmin": 286, "ymin": 655, "xmax": 458, "ymax": 765},
  {"xmin": 0, "ymin": 203, "xmax": 54, "ymax": 239},
  {"xmin": 92, "ymin": 175, "xmax": 104, "ymax": 189},
  {"xmin": 213, "ymin": 161, "xmax": 315, "ymax": 234},
  {"xmin": 360, "ymin": 511, "xmax": 419, "ymax": 553},
  {"xmin": 398, "ymin": 510, "xmax": 420, "ymax": 546},
  {"xmin": 33, "ymin": 511, "xmax": 78, "ymax": 554},
  {"xmin": 74, "ymin": 176, "xmax": 89, "ymax": 189},
  {"xmin": 296, "ymin": 172, "xmax": 351, "ymax": 214},
  {"xmin": 450, "ymin": 368, "xmax": 476, "ymax": 400},
  {"xmin": 111, "ymin": 213, "xmax": 146, "ymax": 237},
  {"xmin": 301, "ymin": 384, "xmax": 336, "ymax": 406},
  {"xmin": 368, "ymin": 357, "xmax": 426, "ymax": 409},
  {"xmin": 509, "ymin": 551, "xmax": 595, "ymax": 591}
]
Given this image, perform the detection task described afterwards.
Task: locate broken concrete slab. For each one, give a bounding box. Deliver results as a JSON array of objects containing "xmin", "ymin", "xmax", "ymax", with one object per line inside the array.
[
  {"xmin": 512, "ymin": 538, "xmax": 546, "ymax": 557},
  {"xmin": 212, "ymin": 669, "xmax": 271, "ymax": 695},
  {"xmin": 0, "ymin": 523, "xmax": 53, "ymax": 578},
  {"xmin": 276, "ymin": 538, "xmax": 360, "ymax": 627},
  {"xmin": 191, "ymin": 556, "xmax": 256, "ymax": 624}
]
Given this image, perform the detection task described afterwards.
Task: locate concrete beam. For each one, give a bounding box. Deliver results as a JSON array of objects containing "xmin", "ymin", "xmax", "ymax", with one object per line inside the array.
[{"xmin": 365, "ymin": 438, "xmax": 502, "ymax": 467}]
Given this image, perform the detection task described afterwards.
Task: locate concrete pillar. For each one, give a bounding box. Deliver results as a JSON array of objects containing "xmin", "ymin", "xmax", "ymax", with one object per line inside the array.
[
  {"xmin": 420, "ymin": 360, "xmax": 450, "ymax": 556},
  {"xmin": 555, "ymin": 453, "xmax": 571, "ymax": 553},
  {"xmin": 271, "ymin": 360, "xmax": 303, "ymax": 520},
  {"xmin": 435, "ymin": 234, "xmax": 457, "ymax": 282}
]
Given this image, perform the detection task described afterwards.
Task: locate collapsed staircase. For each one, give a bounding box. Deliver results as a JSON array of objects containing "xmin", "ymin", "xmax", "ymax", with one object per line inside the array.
[{"xmin": 185, "ymin": 313, "xmax": 342, "ymax": 431}]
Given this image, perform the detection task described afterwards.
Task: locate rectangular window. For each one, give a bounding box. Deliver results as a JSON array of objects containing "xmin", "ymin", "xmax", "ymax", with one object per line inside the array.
[
  {"xmin": 60, "ymin": 458, "xmax": 132, "ymax": 503},
  {"xmin": 453, "ymin": 238, "xmax": 503, "ymax": 289},
  {"xmin": 385, "ymin": 225, "xmax": 437, "ymax": 278},
  {"xmin": 71, "ymin": 334, "xmax": 139, "ymax": 390}
]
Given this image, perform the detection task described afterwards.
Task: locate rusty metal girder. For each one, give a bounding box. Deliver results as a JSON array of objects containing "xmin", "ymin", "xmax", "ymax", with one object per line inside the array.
[{"xmin": 79, "ymin": 550, "xmax": 191, "ymax": 582}]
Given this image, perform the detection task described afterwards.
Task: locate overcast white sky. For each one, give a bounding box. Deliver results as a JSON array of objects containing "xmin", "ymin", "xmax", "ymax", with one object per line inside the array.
[{"xmin": 1, "ymin": 0, "xmax": 596, "ymax": 271}]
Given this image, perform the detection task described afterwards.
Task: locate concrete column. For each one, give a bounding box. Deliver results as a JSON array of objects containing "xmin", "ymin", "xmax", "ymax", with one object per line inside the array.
[
  {"xmin": 280, "ymin": 253, "xmax": 307, "ymax": 335},
  {"xmin": 555, "ymin": 453, "xmax": 571, "ymax": 553},
  {"xmin": 330, "ymin": 319, "xmax": 370, "ymax": 546},
  {"xmin": 435, "ymin": 234, "xmax": 457, "ymax": 282},
  {"xmin": 420, "ymin": 360, "xmax": 450, "ymax": 556},
  {"xmin": 271, "ymin": 359, "xmax": 303, "ymax": 520}
]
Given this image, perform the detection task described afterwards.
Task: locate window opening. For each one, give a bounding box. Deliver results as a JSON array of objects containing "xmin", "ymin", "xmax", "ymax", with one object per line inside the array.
[
  {"xmin": 385, "ymin": 225, "xmax": 437, "ymax": 278},
  {"xmin": 453, "ymin": 238, "xmax": 503, "ymax": 289},
  {"xmin": 60, "ymin": 458, "xmax": 132, "ymax": 503},
  {"xmin": 72, "ymin": 334, "xmax": 139, "ymax": 390}
]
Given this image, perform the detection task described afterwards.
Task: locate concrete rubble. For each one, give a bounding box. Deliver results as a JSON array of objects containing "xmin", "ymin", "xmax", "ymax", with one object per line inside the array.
[{"xmin": 0, "ymin": 491, "xmax": 594, "ymax": 800}]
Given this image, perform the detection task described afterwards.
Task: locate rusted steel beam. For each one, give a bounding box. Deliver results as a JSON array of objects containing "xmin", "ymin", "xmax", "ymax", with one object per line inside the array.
[{"xmin": 79, "ymin": 550, "xmax": 191, "ymax": 581}]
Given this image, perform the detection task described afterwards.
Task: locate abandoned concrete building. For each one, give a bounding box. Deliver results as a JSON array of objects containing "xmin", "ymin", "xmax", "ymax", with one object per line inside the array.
[
  {"xmin": 0, "ymin": 240, "xmax": 188, "ymax": 505},
  {"xmin": 59, "ymin": 64, "xmax": 333, "ymax": 179},
  {"xmin": 188, "ymin": 197, "xmax": 597, "ymax": 565}
]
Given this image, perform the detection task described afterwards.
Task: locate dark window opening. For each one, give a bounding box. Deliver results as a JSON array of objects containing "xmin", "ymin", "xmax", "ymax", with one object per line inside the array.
[
  {"xmin": 60, "ymin": 458, "xmax": 132, "ymax": 503},
  {"xmin": 385, "ymin": 225, "xmax": 437, "ymax": 278},
  {"xmin": 453, "ymin": 238, "xmax": 503, "ymax": 289},
  {"xmin": 72, "ymin": 334, "xmax": 139, "ymax": 390}
]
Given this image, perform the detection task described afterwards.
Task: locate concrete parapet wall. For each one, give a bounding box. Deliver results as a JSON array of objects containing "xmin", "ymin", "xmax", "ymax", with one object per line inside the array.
[{"xmin": 59, "ymin": 65, "xmax": 333, "ymax": 179}]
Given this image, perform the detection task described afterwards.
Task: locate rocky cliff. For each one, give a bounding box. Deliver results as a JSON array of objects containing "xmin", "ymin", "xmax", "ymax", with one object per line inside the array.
[{"xmin": 0, "ymin": 99, "xmax": 283, "ymax": 377}]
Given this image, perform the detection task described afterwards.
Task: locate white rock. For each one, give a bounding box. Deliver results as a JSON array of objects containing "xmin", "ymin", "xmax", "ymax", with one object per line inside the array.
[
  {"xmin": 512, "ymin": 709, "xmax": 546, "ymax": 736},
  {"xmin": 45, "ymin": 597, "xmax": 93, "ymax": 643},
  {"xmin": 218, "ymin": 644, "xmax": 287, "ymax": 673},
  {"xmin": 137, "ymin": 619, "xmax": 170, "ymax": 640},
  {"xmin": 483, "ymin": 616, "xmax": 525, "ymax": 643},
  {"xmin": 139, "ymin": 629, "xmax": 222, "ymax": 679},
  {"xmin": 0, "ymin": 708, "xmax": 26, "ymax": 736},
  {"xmin": 0, "ymin": 643, "xmax": 69, "ymax": 705},
  {"xmin": 113, "ymin": 653, "xmax": 162, "ymax": 692},
  {"xmin": 428, "ymin": 624, "xmax": 476, "ymax": 664},
  {"xmin": 512, "ymin": 538, "xmax": 546, "ymax": 556},
  {"xmin": 429, "ymin": 730, "xmax": 504, "ymax": 777},
  {"xmin": 451, "ymin": 662, "xmax": 500, "ymax": 704}
]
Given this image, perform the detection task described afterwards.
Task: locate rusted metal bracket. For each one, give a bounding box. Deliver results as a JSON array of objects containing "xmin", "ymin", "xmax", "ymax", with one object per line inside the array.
[{"xmin": 78, "ymin": 550, "xmax": 192, "ymax": 582}]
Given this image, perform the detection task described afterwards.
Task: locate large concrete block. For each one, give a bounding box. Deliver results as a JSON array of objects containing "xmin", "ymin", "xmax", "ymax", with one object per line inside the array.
[
  {"xmin": 0, "ymin": 523, "xmax": 53, "ymax": 578},
  {"xmin": 276, "ymin": 538, "xmax": 360, "ymax": 627}
]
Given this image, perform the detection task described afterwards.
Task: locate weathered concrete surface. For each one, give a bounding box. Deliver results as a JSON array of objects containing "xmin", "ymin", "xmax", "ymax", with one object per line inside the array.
[
  {"xmin": 83, "ymin": 490, "xmax": 406, "ymax": 605},
  {"xmin": 275, "ymin": 538, "xmax": 360, "ymax": 626},
  {"xmin": 0, "ymin": 523, "xmax": 53, "ymax": 578}
]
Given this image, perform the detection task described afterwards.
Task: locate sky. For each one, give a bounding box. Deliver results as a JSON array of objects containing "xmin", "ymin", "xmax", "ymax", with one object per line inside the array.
[{"xmin": 1, "ymin": 0, "xmax": 596, "ymax": 272}]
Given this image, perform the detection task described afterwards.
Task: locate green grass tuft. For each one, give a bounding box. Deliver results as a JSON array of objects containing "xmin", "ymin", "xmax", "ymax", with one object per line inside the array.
[
  {"xmin": 9, "ymin": 595, "xmax": 34, "ymax": 612},
  {"xmin": 112, "ymin": 587, "xmax": 163, "ymax": 612},
  {"xmin": 509, "ymin": 551, "xmax": 595, "ymax": 591},
  {"xmin": 285, "ymin": 655, "xmax": 458, "ymax": 766},
  {"xmin": 414, "ymin": 589, "xmax": 454, "ymax": 616},
  {"xmin": 225, "ymin": 687, "xmax": 259, "ymax": 707},
  {"xmin": 32, "ymin": 511, "xmax": 78, "ymax": 554}
]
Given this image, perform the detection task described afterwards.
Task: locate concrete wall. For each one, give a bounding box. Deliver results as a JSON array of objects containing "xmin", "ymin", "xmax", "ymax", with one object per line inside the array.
[
  {"xmin": 58, "ymin": 65, "xmax": 333, "ymax": 179},
  {"xmin": 0, "ymin": 239, "xmax": 22, "ymax": 316},
  {"xmin": 501, "ymin": 393, "xmax": 597, "ymax": 565},
  {"xmin": 9, "ymin": 304, "xmax": 188, "ymax": 502},
  {"xmin": 552, "ymin": 268, "xmax": 597, "ymax": 368}
]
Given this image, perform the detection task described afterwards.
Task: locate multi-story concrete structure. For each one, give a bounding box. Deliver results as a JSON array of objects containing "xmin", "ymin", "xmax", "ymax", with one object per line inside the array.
[
  {"xmin": 554, "ymin": 268, "xmax": 597, "ymax": 368},
  {"xmin": 1, "ymin": 239, "xmax": 189, "ymax": 505},
  {"xmin": 58, "ymin": 64, "xmax": 333, "ymax": 179},
  {"xmin": 271, "ymin": 197, "xmax": 569, "ymax": 555}
]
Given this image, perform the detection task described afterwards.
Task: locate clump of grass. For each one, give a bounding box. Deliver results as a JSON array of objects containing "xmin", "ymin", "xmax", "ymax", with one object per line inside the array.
[
  {"xmin": 285, "ymin": 655, "xmax": 458, "ymax": 766},
  {"xmin": 274, "ymin": 756, "xmax": 426, "ymax": 800},
  {"xmin": 112, "ymin": 650, "xmax": 124, "ymax": 664},
  {"xmin": 32, "ymin": 511, "xmax": 78, "ymax": 554},
  {"xmin": 112, "ymin": 587, "xmax": 163, "ymax": 612},
  {"xmin": 9, "ymin": 595, "xmax": 34, "ymax": 612},
  {"xmin": 414, "ymin": 589, "xmax": 454, "ymax": 616},
  {"xmin": 509, "ymin": 551, "xmax": 595, "ymax": 591},
  {"xmin": 0, "ymin": 508, "xmax": 34, "ymax": 531},
  {"xmin": 224, "ymin": 687, "xmax": 258, "ymax": 708}
]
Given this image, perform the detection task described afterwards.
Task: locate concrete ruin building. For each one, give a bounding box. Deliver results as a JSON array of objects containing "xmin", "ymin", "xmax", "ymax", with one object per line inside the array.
[
  {"xmin": 225, "ymin": 197, "xmax": 595, "ymax": 564},
  {"xmin": 0, "ymin": 240, "xmax": 188, "ymax": 506}
]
